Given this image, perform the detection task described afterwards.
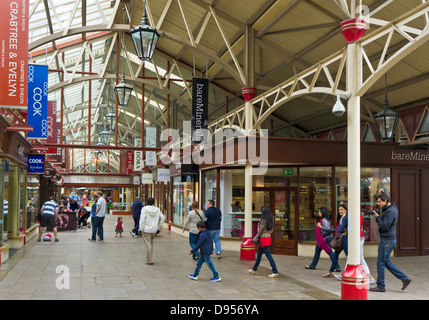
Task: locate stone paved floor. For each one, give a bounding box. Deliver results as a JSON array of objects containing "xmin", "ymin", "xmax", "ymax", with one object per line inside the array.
[{"xmin": 0, "ymin": 214, "xmax": 427, "ymax": 301}]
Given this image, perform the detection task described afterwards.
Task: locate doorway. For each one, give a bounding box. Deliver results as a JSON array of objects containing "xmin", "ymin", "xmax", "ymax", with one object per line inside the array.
[
  {"xmin": 395, "ymin": 168, "xmax": 429, "ymax": 256},
  {"xmin": 253, "ymin": 188, "xmax": 298, "ymax": 255}
]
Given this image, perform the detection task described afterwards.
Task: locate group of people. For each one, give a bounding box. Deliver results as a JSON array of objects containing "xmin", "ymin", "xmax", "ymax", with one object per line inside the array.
[
  {"xmin": 182, "ymin": 200, "xmax": 279, "ymax": 282},
  {"xmin": 304, "ymin": 190, "xmax": 412, "ymax": 293},
  {"xmin": 38, "ymin": 188, "xmax": 412, "ymax": 292}
]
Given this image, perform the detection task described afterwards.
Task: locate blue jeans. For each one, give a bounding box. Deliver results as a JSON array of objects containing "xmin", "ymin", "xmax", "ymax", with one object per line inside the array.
[
  {"xmin": 252, "ymin": 245, "xmax": 278, "ymax": 274},
  {"xmin": 91, "ymin": 216, "xmax": 105, "ymax": 240},
  {"xmin": 189, "ymin": 233, "xmax": 200, "ymax": 259},
  {"xmin": 209, "ymin": 230, "xmax": 221, "ymax": 254},
  {"xmin": 193, "ymin": 255, "xmax": 219, "ymax": 277},
  {"xmin": 329, "ymin": 236, "xmax": 348, "ymax": 272},
  {"xmin": 376, "ymin": 239, "xmax": 408, "ymax": 289},
  {"xmin": 309, "ymin": 236, "xmax": 338, "ymax": 269},
  {"xmin": 132, "ymin": 216, "xmax": 141, "ymax": 235}
]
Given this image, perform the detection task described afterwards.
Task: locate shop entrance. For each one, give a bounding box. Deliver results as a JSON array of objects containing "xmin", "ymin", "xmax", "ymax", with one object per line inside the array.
[
  {"xmin": 254, "ymin": 188, "xmax": 298, "ymax": 255},
  {"xmin": 395, "ymin": 168, "xmax": 429, "ymax": 256}
]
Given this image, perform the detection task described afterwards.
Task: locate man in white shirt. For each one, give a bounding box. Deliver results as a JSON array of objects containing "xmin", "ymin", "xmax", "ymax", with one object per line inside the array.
[{"xmin": 88, "ymin": 191, "xmax": 106, "ymax": 242}]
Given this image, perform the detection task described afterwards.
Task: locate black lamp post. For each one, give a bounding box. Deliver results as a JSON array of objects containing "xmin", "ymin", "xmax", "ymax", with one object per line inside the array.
[
  {"xmin": 374, "ymin": 74, "xmax": 400, "ymax": 141},
  {"xmin": 130, "ymin": 0, "xmax": 159, "ymax": 61}
]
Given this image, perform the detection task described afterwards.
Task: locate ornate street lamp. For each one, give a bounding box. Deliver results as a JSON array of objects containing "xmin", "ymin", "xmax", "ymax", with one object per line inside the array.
[
  {"xmin": 105, "ymin": 107, "xmax": 116, "ymax": 131},
  {"xmin": 114, "ymin": 75, "xmax": 133, "ymax": 107},
  {"xmin": 374, "ymin": 74, "xmax": 400, "ymax": 140},
  {"xmin": 115, "ymin": 8, "xmax": 133, "ymax": 106},
  {"xmin": 130, "ymin": 0, "xmax": 159, "ymax": 61},
  {"xmin": 100, "ymin": 129, "xmax": 111, "ymax": 145}
]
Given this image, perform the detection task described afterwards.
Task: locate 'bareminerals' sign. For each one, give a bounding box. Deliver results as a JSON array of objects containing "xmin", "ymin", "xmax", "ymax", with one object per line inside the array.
[{"xmin": 391, "ymin": 150, "xmax": 429, "ymax": 162}]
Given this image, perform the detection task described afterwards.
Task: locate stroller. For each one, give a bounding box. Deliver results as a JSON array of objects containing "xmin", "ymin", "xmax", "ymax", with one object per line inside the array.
[{"xmin": 78, "ymin": 210, "xmax": 91, "ymax": 228}]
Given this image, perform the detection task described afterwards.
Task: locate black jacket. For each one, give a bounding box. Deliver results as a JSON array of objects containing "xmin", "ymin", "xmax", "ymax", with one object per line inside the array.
[{"xmin": 376, "ymin": 202, "xmax": 398, "ymax": 241}]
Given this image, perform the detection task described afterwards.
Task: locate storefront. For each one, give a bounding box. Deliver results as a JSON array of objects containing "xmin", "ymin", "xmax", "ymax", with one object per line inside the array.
[
  {"xmin": 62, "ymin": 175, "xmax": 136, "ymax": 215},
  {"xmin": 0, "ymin": 124, "xmax": 34, "ymax": 261},
  {"xmin": 199, "ymin": 137, "xmax": 429, "ymax": 257}
]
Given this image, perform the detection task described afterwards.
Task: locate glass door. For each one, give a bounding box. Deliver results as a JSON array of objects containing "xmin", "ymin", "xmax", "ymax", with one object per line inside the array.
[{"xmin": 272, "ymin": 190, "xmax": 297, "ymax": 255}]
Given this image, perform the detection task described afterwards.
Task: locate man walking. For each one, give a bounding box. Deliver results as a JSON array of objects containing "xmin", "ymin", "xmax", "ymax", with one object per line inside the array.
[
  {"xmin": 38, "ymin": 195, "xmax": 59, "ymax": 242},
  {"xmin": 89, "ymin": 191, "xmax": 106, "ymax": 243},
  {"xmin": 131, "ymin": 196, "xmax": 143, "ymax": 237},
  {"xmin": 370, "ymin": 193, "xmax": 411, "ymax": 292},
  {"xmin": 205, "ymin": 200, "xmax": 222, "ymax": 258},
  {"xmin": 139, "ymin": 197, "xmax": 165, "ymax": 265}
]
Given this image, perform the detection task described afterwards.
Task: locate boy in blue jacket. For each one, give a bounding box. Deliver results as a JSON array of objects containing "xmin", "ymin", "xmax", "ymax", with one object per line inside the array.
[{"xmin": 188, "ymin": 221, "xmax": 221, "ymax": 282}]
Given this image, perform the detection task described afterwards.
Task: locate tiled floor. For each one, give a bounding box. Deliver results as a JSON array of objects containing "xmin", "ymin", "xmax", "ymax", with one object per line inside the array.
[{"xmin": 0, "ymin": 214, "xmax": 426, "ymax": 300}]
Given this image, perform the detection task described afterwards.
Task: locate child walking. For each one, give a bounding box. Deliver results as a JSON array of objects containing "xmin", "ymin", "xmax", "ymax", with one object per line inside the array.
[
  {"xmin": 115, "ymin": 217, "xmax": 124, "ymax": 237},
  {"xmin": 188, "ymin": 221, "xmax": 221, "ymax": 282}
]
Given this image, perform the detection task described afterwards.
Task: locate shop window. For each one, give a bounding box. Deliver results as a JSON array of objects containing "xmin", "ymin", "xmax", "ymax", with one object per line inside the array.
[
  {"xmin": 172, "ymin": 177, "xmax": 195, "ymax": 225},
  {"xmin": 299, "ymin": 167, "xmax": 333, "ymax": 241},
  {"xmin": 203, "ymin": 170, "xmax": 217, "ymax": 205},
  {"xmin": 0, "ymin": 160, "xmax": 7, "ymax": 246},
  {"xmin": 336, "ymin": 167, "xmax": 391, "ymax": 242}
]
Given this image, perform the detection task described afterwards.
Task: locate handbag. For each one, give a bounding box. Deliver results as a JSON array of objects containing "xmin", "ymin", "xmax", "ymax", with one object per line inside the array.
[
  {"xmin": 321, "ymin": 225, "xmax": 335, "ymax": 238},
  {"xmin": 330, "ymin": 233, "xmax": 344, "ymax": 252},
  {"xmin": 252, "ymin": 234, "xmax": 260, "ymax": 246}
]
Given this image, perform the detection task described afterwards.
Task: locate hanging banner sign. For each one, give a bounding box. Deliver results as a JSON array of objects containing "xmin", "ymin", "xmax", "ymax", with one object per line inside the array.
[
  {"xmin": 0, "ymin": 0, "xmax": 29, "ymax": 110},
  {"xmin": 145, "ymin": 127, "xmax": 157, "ymax": 167},
  {"xmin": 45, "ymin": 101, "xmax": 57, "ymax": 154},
  {"xmin": 126, "ymin": 150, "xmax": 134, "ymax": 175},
  {"xmin": 27, "ymin": 64, "xmax": 48, "ymax": 139},
  {"xmin": 134, "ymin": 150, "xmax": 143, "ymax": 172},
  {"xmin": 191, "ymin": 78, "xmax": 209, "ymax": 143}
]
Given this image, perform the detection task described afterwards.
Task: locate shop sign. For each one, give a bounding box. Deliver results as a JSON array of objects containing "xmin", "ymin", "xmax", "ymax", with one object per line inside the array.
[
  {"xmin": 146, "ymin": 127, "xmax": 156, "ymax": 166},
  {"xmin": 63, "ymin": 175, "xmax": 132, "ymax": 185},
  {"xmin": 0, "ymin": 0, "xmax": 29, "ymax": 110},
  {"xmin": 191, "ymin": 77, "xmax": 209, "ymax": 144},
  {"xmin": 181, "ymin": 164, "xmax": 199, "ymax": 182},
  {"xmin": 391, "ymin": 150, "xmax": 429, "ymax": 162},
  {"xmin": 141, "ymin": 173, "xmax": 153, "ymax": 184},
  {"xmin": 27, "ymin": 64, "xmax": 48, "ymax": 138},
  {"xmin": 157, "ymin": 169, "xmax": 170, "ymax": 182},
  {"xmin": 126, "ymin": 150, "xmax": 134, "ymax": 174},
  {"xmin": 28, "ymin": 154, "xmax": 45, "ymax": 174},
  {"xmin": 134, "ymin": 150, "xmax": 143, "ymax": 172}
]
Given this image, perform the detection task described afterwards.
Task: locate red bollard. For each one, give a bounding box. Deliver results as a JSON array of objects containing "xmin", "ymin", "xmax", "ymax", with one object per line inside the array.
[
  {"xmin": 341, "ymin": 264, "xmax": 368, "ymax": 300},
  {"xmin": 168, "ymin": 220, "xmax": 171, "ymax": 232},
  {"xmin": 240, "ymin": 237, "xmax": 256, "ymax": 261}
]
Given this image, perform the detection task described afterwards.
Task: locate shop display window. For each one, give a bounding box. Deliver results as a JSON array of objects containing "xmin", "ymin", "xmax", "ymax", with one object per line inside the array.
[
  {"xmin": 204, "ymin": 170, "xmax": 217, "ymax": 205},
  {"xmin": 336, "ymin": 167, "xmax": 391, "ymax": 242},
  {"xmin": 298, "ymin": 167, "xmax": 333, "ymax": 241},
  {"xmin": 0, "ymin": 160, "xmax": 7, "ymax": 246},
  {"xmin": 172, "ymin": 177, "xmax": 195, "ymax": 225}
]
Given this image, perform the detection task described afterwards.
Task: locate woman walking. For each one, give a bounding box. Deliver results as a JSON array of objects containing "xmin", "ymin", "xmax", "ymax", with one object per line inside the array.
[
  {"xmin": 305, "ymin": 207, "xmax": 339, "ymax": 270},
  {"xmin": 248, "ymin": 206, "xmax": 279, "ymax": 278},
  {"xmin": 183, "ymin": 201, "xmax": 205, "ymax": 261},
  {"xmin": 323, "ymin": 204, "xmax": 348, "ymax": 278}
]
